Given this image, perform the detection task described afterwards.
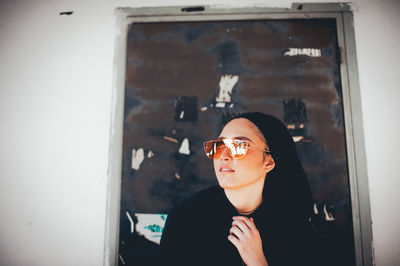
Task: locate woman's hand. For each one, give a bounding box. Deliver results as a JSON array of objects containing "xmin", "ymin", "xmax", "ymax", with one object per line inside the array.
[{"xmin": 228, "ymin": 216, "xmax": 268, "ymax": 266}]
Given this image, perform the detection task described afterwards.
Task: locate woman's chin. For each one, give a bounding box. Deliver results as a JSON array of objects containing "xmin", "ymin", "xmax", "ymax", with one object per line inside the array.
[
  {"xmin": 217, "ymin": 176, "xmax": 264, "ymax": 190},
  {"xmin": 216, "ymin": 178, "xmax": 232, "ymax": 189},
  {"xmin": 217, "ymin": 178, "xmax": 240, "ymax": 189}
]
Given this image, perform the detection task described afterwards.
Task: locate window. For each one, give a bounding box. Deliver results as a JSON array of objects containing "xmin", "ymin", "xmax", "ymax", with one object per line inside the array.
[{"xmin": 105, "ymin": 4, "xmax": 372, "ymax": 266}]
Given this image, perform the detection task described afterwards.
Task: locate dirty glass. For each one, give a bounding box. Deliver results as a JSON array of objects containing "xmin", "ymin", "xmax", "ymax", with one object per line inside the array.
[{"xmin": 118, "ymin": 19, "xmax": 355, "ymax": 266}]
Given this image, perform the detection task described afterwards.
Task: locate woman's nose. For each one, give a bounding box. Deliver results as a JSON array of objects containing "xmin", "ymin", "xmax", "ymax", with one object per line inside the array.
[{"xmin": 219, "ymin": 146, "xmax": 232, "ymax": 161}]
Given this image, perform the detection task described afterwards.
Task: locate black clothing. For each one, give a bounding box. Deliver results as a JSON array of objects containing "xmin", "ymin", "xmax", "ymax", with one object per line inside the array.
[{"xmin": 160, "ymin": 185, "xmax": 314, "ymax": 266}]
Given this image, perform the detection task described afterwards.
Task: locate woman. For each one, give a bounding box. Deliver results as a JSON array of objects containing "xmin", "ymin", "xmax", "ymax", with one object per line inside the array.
[{"xmin": 159, "ymin": 112, "xmax": 314, "ymax": 266}]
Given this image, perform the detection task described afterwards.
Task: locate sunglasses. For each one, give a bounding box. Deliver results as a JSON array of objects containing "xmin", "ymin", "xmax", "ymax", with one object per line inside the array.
[{"xmin": 203, "ymin": 138, "xmax": 270, "ymax": 160}]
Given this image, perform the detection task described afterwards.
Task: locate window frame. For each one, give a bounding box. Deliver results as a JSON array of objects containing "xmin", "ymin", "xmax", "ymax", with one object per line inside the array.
[{"xmin": 105, "ymin": 4, "xmax": 372, "ymax": 266}]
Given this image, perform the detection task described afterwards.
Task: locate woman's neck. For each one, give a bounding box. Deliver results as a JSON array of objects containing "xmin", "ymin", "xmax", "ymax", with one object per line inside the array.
[{"xmin": 224, "ymin": 177, "xmax": 265, "ymax": 215}]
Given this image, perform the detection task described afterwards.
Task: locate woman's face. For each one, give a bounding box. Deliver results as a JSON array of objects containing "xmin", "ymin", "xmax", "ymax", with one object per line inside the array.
[{"xmin": 213, "ymin": 118, "xmax": 273, "ymax": 189}]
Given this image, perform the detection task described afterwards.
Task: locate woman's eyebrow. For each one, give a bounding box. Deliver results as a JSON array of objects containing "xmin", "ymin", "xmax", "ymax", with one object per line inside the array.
[
  {"xmin": 235, "ymin": 136, "xmax": 254, "ymax": 143},
  {"xmin": 217, "ymin": 136, "xmax": 254, "ymax": 143}
]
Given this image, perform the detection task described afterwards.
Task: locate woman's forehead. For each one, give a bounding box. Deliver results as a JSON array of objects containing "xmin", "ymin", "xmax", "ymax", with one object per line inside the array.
[{"xmin": 219, "ymin": 118, "xmax": 265, "ymax": 143}]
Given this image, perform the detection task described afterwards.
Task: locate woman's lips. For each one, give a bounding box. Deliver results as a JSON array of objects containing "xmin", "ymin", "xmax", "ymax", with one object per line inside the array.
[{"xmin": 219, "ymin": 166, "xmax": 235, "ymax": 172}]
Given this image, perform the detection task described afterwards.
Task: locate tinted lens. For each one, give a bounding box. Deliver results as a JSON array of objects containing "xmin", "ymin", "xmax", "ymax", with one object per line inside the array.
[
  {"xmin": 228, "ymin": 139, "xmax": 248, "ymax": 159},
  {"xmin": 203, "ymin": 139, "xmax": 249, "ymax": 159},
  {"xmin": 204, "ymin": 140, "xmax": 224, "ymax": 159}
]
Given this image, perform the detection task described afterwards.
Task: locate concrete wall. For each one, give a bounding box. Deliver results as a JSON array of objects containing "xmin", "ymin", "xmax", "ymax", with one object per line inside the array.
[{"xmin": 0, "ymin": 0, "xmax": 399, "ymax": 265}]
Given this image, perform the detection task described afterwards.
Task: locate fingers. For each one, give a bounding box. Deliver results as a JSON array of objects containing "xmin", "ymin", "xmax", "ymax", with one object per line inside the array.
[
  {"xmin": 228, "ymin": 216, "xmax": 267, "ymax": 265},
  {"xmin": 232, "ymin": 220, "xmax": 250, "ymax": 238},
  {"xmin": 229, "ymin": 216, "xmax": 259, "ymax": 242},
  {"xmin": 229, "ymin": 225, "xmax": 244, "ymax": 239},
  {"xmin": 233, "ymin": 216, "xmax": 258, "ymax": 232},
  {"xmin": 227, "ymin": 234, "xmax": 241, "ymax": 249}
]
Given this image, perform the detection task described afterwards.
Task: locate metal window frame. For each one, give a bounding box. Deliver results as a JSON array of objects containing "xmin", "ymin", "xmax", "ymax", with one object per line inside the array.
[{"xmin": 105, "ymin": 3, "xmax": 373, "ymax": 266}]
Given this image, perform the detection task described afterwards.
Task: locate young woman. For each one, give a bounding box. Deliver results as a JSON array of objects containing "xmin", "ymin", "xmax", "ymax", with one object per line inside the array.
[{"xmin": 160, "ymin": 112, "xmax": 314, "ymax": 266}]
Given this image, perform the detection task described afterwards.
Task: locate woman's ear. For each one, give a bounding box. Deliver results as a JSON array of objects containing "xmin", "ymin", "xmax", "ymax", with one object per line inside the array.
[{"xmin": 265, "ymin": 156, "xmax": 275, "ymax": 173}]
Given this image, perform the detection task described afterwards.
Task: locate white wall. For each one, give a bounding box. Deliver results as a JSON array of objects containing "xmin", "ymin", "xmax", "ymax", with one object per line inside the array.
[
  {"xmin": 353, "ymin": 1, "xmax": 400, "ymax": 265},
  {"xmin": 0, "ymin": 0, "xmax": 399, "ymax": 265}
]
